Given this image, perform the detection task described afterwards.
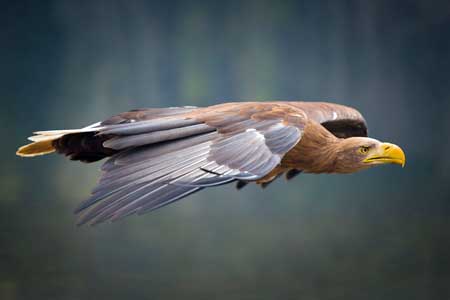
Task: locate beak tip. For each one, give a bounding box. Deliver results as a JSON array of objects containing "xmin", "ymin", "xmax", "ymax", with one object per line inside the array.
[{"xmin": 367, "ymin": 142, "xmax": 406, "ymax": 168}]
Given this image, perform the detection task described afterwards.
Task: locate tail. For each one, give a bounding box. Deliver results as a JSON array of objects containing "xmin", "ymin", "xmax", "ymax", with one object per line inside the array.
[
  {"xmin": 16, "ymin": 137, "xmax": 59, "ymax": 157},
  {"xmin": 16, "ymin": 123, "xmax": 113, "ymax": 162},
  {"xmin": 16, "ymin": 107, "xmax": 198, "ymax": 162}
]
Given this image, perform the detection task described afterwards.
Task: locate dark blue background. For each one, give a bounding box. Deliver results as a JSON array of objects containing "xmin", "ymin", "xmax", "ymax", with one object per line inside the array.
[{"xmin": 2, "ymin": 1, "xmax": 450, "ymax": 299}]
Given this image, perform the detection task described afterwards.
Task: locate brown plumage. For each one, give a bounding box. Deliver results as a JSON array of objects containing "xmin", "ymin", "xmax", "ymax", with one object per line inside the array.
[{"xmin": 16, "ymin": 101, "xmax": 405, "ymax": 225}]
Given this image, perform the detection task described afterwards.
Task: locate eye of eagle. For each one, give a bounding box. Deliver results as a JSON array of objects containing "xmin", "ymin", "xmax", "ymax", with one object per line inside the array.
[{"xmin": 358, "ymin": 146, "xmax": 370, "ymax": 154}]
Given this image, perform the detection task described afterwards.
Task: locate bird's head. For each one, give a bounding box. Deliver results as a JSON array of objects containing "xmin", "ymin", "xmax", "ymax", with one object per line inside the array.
[{"xmin": 333, "ymin": 137, "xmax": 406, "ymax": 173}]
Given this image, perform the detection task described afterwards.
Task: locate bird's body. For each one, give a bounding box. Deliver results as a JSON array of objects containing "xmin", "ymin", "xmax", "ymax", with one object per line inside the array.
[{"xmin": 17, "ymin": 101, "xmax": 405, "ymax": 225}]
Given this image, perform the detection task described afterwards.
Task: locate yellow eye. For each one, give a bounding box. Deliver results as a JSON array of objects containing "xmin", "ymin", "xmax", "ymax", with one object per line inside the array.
[{"xmin": 359, "ymin": 146, "xmax": 369, "ymax": 154}]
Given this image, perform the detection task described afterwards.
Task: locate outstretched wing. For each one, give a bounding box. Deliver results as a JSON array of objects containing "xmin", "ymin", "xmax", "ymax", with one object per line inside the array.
[{"xmin": 76, "ymin": 103, "xmax": 306, "ymax": 225}]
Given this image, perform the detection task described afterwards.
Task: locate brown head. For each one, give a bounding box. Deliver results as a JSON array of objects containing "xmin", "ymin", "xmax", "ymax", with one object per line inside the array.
[
  {"xmin": 284, "ymin": 121, "xmax": 406, "ymax": 174},
  {"xmin": 332, "ymin": 137, "xmax": 406, "ymax": 173}
]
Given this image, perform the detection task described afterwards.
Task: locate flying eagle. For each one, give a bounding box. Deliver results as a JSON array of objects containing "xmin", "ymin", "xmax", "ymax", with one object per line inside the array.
[{"xmin": 17, "ymin": 101, "xmax": 405, "ymax": 225}]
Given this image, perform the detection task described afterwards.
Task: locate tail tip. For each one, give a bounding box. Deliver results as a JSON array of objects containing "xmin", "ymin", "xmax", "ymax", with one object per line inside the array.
[{"xmin": 16, "ymin": 141, "xmax": 55, "ymax": 157}]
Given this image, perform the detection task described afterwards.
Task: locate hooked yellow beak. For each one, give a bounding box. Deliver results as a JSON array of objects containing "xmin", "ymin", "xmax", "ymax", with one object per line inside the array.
[{"xmin": 363, "ymin": 143, "xmax": 406, "ymax": 167}]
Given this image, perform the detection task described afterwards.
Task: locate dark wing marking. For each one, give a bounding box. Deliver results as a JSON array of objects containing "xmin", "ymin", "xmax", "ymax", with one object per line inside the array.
[
  {"xmin": 75, "ymin": 103, "xmax": 306, "ymax": 225},
  {"xmin": 287, "ymin": 101, "xmax": 368, "ymax": 138},
  {"xmin": 321, "ymin": 119, "xmax": 367, "ymax": 138}
]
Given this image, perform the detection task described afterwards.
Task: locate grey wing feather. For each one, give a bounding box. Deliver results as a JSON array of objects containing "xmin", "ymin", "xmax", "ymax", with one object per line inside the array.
[
  {"xmin": 103, "ymin": 124, "xmax": 215, "ymax": 150},
  {"xmin": 100, "ymin": 118, "xmax": 201, "ymax": 136}
]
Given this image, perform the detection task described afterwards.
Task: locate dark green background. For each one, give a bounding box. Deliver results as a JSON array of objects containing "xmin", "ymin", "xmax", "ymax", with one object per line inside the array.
[{"xmin": 2, "ymin": 1, "xmax": 450, "ymax": 299}]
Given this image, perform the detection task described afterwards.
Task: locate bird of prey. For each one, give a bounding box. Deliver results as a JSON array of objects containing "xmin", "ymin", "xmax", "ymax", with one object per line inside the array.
[{"xmin": 17, "ymin": 101, "xmax": 405, "ymax": 225}]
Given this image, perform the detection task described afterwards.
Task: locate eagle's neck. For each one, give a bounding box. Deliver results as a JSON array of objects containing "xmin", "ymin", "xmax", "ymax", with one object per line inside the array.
[{"xmin": 282, "ymin": 121, "xmax": 341, "ymax": 173}]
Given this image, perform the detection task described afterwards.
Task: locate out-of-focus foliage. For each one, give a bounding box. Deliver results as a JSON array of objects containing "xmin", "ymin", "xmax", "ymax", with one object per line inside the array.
[{"xmin": 1, "ymin": 0, "xmax": 450, "ymax": 299}]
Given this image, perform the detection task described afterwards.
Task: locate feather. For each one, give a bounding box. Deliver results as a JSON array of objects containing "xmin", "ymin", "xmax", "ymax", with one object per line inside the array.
[
  {"xmin": 103, "ymin": 124, "xmax": 215, "ymax": 150},
  {"xmin": 99, "ymin": 118, "xmax": 201, "ymax": 136}
]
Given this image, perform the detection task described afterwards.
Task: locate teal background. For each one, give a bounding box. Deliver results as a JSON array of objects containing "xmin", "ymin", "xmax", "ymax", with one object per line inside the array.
[{"xmin": 2, "ymin": 0, "xmax": 450, "ymax": 299}]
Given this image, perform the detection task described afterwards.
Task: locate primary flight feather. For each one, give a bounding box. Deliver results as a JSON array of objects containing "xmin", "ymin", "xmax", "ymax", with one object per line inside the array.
[{"xmin": 16, "ymin": 101, "xmax": 406, "ymax": 225}]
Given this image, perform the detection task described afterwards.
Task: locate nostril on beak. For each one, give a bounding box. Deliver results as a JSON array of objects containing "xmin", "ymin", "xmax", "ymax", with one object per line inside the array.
[{"xmin": 384, "ymin": 146, "xmax": 391, "ymax": 151}]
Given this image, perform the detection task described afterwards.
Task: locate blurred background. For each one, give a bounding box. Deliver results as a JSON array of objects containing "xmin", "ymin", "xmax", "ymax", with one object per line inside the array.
[{"xmin": 2, "ymin": 0, "xmax": 450, "ymax": 299}]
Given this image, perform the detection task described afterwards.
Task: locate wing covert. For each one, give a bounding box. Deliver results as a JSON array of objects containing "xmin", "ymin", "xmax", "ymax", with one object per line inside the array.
[{"xmin": 287, "ymin": 101, "xmax": 368, "ymax": 138}]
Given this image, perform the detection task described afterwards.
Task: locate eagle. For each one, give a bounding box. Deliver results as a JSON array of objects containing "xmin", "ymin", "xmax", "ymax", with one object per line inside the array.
[{"xmin": 17, "ymin": 101, "xmax": 405, "ymax": 225}]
